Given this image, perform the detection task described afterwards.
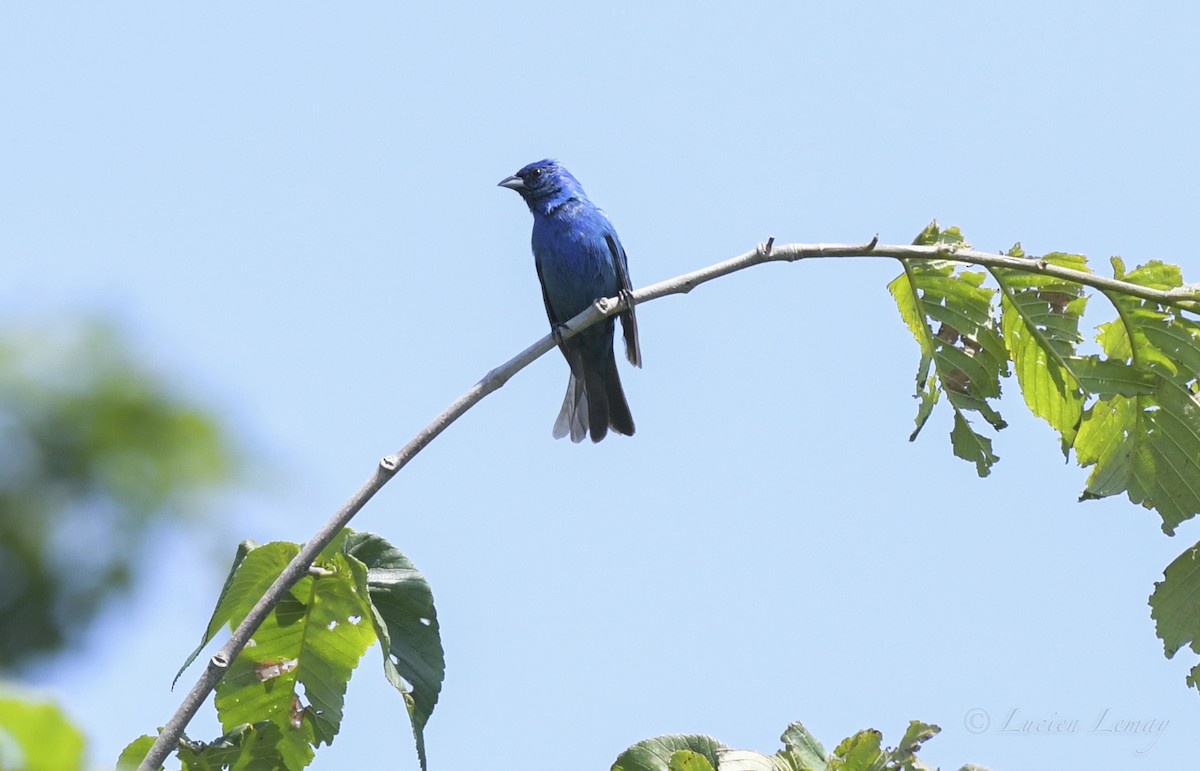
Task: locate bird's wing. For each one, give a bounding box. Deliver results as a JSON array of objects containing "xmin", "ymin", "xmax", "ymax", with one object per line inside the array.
[
  {"xmin": 534, "ymin": 254, "xmax": 562, "ymax": 327},
  {"xmin": 605, "ymin": 231, "xmax": 641, "ymax": 368}
]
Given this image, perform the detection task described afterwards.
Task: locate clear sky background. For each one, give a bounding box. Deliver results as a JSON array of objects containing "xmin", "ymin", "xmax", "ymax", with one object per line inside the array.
[{"xmin": 4, "ymin": 2, "xmax": 1199, "ymax": 770}]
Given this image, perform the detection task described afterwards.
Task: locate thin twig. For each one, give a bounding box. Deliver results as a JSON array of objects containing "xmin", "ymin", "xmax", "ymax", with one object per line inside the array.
[{"xmin": 138, "ymin": 238, "xmax": 1200, "ymax": 769}]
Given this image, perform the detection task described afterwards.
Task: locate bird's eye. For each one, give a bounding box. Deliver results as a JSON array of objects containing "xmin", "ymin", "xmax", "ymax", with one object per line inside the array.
[{"xmin": 530, "ymin": 168, "xmax": 543, "ymax": 179}]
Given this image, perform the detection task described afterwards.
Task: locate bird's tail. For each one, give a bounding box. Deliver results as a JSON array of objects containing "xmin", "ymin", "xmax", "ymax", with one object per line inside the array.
[{"xmin": 552, "ymin": 345, "xmax": 634, "ymax": 443}]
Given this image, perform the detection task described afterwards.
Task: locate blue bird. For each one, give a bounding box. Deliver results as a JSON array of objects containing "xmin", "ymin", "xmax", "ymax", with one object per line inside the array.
[{"xmin": 499, "ymin": 159, "xmax": 641, "ymax": 442}]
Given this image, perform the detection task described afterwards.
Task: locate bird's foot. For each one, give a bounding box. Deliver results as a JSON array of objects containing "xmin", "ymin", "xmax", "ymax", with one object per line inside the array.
[
  {"xmin": 618, "ymin": 288, "xmax": 636, "ymax": 312},
  {"xmin": 551, "ymin": 322, "xmax": 571, "ymax": 348}
]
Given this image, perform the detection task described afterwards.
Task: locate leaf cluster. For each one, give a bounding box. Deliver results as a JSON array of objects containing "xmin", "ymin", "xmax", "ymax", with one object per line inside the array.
[
  {"xmin": 611, "ymin": 719, "xmax": 984, "ymax": 771},
  {"xmin": 889, "ymin": 222, "xmax": 1200, "ymax": 696},
  {"xmin": 121, "ymin": 529, "xmax": 444, "ymax": 771}
]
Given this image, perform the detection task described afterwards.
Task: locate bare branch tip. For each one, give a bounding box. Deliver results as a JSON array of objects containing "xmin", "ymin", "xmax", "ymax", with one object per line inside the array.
[
  {"xmin": 758, "ymin": 236, "xmax": 775, "ymax": 257},
  {"xmin": 865, "ymin": 234, "xmax": 879, "ymax": 250}
]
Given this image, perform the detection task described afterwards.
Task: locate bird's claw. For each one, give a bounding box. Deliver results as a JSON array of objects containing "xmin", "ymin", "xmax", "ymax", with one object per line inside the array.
[
  {"xmin": 551, "ymin": 323, "xmax": 571, "ymax": 348},
  {"xmin": 618, "ymin": 288, "xmax": 636, "ymax": 312}
]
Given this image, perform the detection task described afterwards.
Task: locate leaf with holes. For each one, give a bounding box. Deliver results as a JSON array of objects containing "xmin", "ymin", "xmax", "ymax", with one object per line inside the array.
[
  {"xmin": 889, "ymin": 221, "xmax": 1008, "ymax": 476},
  {"xmin": 211, "ymin": 532, "xmax": 376, "ymax": 770},
  {"xmin": 343, "ymin": 531, "xmax": 444, "ymax": 771}
]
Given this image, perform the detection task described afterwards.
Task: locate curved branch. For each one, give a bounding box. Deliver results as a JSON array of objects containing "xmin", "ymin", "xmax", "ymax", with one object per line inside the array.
[{"xmin": 137, "ymin": 236, "xmax": 1198, "ymax": 769}]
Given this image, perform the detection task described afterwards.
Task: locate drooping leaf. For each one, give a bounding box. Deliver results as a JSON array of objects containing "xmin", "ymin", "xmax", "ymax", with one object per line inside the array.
[
  {"xmin": 343, "ymin": 531, "xmax": 444, "ymax": 771},
  {"xmin": 1149, "ymin": 542, "xmax": 1200, "ymax": 668},
  {"xmin": 992, "ymin": 251, "xmax": 1089, "ymax": 454},
  {"xmin": 1075, "ymin": 260, "xmax": 1200, "ymax": 533},
  {"xmin": 889, "ymin": 221, "xmax": 1008, "ymax": 476},
  {"xmin": 175, "ymin": 539, "xmax": 260, "ymax": 687}
]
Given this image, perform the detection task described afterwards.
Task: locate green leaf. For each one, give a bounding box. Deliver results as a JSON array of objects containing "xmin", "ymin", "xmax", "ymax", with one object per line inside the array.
[
  {"xmin": 825, "ymin": 722, "xmax": 939, "ymax": 771},
  {"xmin": 177, "ymin": 722, "xmax": 287, "ymax": 771},
  {"xmin": 618, "ymin": 721, "xmax": 963, "ymax": 771},
  {"xmin": 611, "ymin": 734, "xmax": 726, "ymax": 771},
  {"xmin": 668, "ymin": 750, "xmax": 717, "ymax": 771},
  {"xmin": 1067, "ymin": 357, "xmax": 1157, "ymax": 398},
  {"xmin": 175, "ymin": 540, "xmax": 260, "ymax": 687},
  {"xmin": 212, "ymin": 532, "xmax": 377, "ymax": 770},
  {"xmin": 1149, "ymin": 542, "xmax": 1200, "ymax": 662},
  {"xmin": 0, "ymin": 690, "xmax": 85, "ymax": 771},
  {"xmin": 889, "ymin": 223, "xmax": 1007, "ymax": 476},
  {"xmin": 117, "ymin": 735, "xmax": 159, "ymax": 771},
  {"xmin": 343, "ymin": 532, "xmax": 444, "ymax": 771},
  {"xmin": 830, "ymin": 729, "xmax": 883, "ymax": 770},
  {"xmin": 911, "ymin": 220, "xmax": 967, "ymax": 249},
  {"xmin": 1075, "ymin": 259, "xmax": 1200, "ymax": 533},
  {"xmin": 950, "ymin": 412, "xmax": 999, "ymax": 478},
  {"xmin": 993, "ymin": 252, "xmax": 1089, "ymax": 454},
  {"xmin": 893, "ymin": 720, "xmax": 940, "ymax": 765},
  {"xmin": 777, "ymin": 721, "xmax": 829, "ymax": 771}
]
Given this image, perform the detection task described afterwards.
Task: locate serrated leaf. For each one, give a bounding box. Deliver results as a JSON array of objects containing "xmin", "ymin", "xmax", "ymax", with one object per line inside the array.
[
  {"xmin": 1068, "ymin": 357, "xmax": 1157, "ymax": 397},
  {"xmin": 1076, "ymin": 259, "xmax": 1200, "ymax": 532},
  {"xmin": 213, "ymin": 532, "xmax": 377, "ymax": 770},
  {"xmin": 993, "ymin": 253, "xmax": 1089, "ymax": 453},
  {"xmin": 890, "ymin": 226, "xmax": 1007, "ymax": 475},
  {"xmin": 175, "ymin": 540, "xmax": 260, "ymax": 688},
  {"xmin": 1149, "ymin": 542, "xmax": 1200, "ymax": 660},
  {"xmin": 611, "ymin": 734, "xmax": 726, "ymax": 771},
  {"xmin": 343, "ymin": 531, "xmax": 444, "ymax": 771}
]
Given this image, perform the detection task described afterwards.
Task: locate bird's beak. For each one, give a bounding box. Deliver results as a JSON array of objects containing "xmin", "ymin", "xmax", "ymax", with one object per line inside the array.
[{"xmin": 497, "ymin": 174, "xmax": 525, "ymax": 191}]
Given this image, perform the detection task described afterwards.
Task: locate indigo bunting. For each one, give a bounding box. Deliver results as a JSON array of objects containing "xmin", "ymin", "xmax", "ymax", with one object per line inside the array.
[{"xmin": 499, "ymin": 159, "xmax": 641, "ymax": 443}]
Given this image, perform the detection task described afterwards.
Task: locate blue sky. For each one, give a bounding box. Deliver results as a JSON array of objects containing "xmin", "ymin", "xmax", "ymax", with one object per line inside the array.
[{"xmin": 4, "ymin": 2, "xmax": 1199, "ymax": 769}]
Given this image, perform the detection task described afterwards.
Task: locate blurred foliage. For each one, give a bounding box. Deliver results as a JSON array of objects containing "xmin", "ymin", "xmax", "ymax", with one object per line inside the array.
[
  {"xmin": 0, "ymin": 686, "xmax": 86, "ymax": 771},
  {"xmin": 0, "ymin": 322, "xmax": 233, "ymax": 669}
]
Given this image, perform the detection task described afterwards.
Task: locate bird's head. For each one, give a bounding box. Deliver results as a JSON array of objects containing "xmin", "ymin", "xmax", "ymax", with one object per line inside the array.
[{"xmin": 498, "ymin": 159, "xmax": 585, "ymax": 210}]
